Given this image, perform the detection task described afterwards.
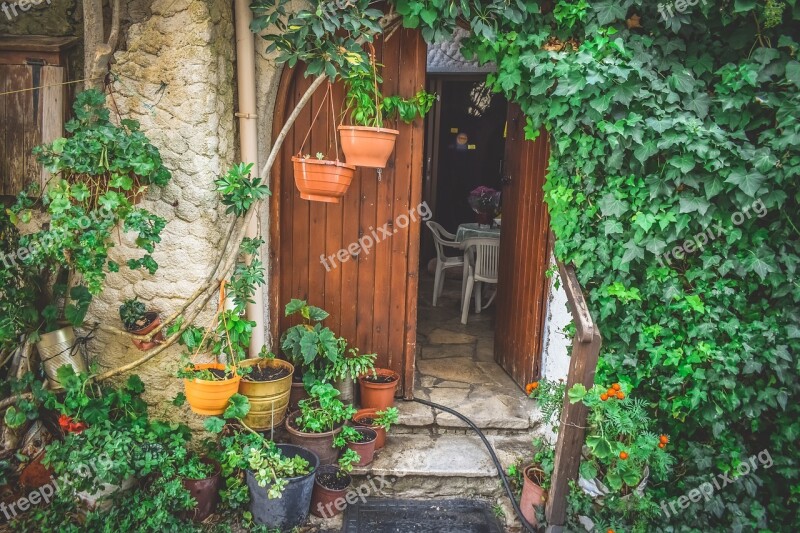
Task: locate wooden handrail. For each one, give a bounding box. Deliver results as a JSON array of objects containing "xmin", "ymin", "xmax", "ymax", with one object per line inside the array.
[{"xmin": 544, "ymin": 260, "xmax": 602, "ymax": 532}]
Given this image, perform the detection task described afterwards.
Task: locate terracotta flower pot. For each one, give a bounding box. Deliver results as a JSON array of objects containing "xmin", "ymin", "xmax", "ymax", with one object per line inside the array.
[
  {"xmin": 310, "ymin": 464, "xmax": 353, "ymax": 518},
  {"xmin": 284, "ymin": 410, "xmax": 343, "ymax": 465},
  {"xmin": 520, "ymin": 465, "xmax": 546, "ymax": 526},
  {"xmin": 292, "ymin": 156, "xmax": 356, "ymax": 203},
  {"xmin": 338, "ymin": 125, "xmax": 399, "ymax": 168},
  {"xmin": 346, "ymin": 426, "xmax": 377, "ymax": 466},
  {"xmin": 182, "ymin": 458, "xmax": 221, "ymax": 522},
  {"xmin": 352, "ymin": 408, "xmax": 386, "ymax": 450},
  {"xmin": 183, "ymin": 363, "xmax": 241, "ymax": 416},
  {"xmin": 238, "ymin": 358, "xmax": 294, "ymax": 430},
  {"xmin": 130, "ymin": 312, "xmax": 164, "ymax": 351},
  {"xmin": 358, "ymin": 368, "xmax": 399, "ymax": 410},
  {"xmin": 289, "ymin": 380, "xmax": 309, "ymax": 412}
]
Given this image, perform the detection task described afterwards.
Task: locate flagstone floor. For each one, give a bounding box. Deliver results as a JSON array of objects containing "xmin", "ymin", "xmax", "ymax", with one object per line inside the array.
[{"xmin": 405, "ymin": 272, "xmax": 535, "ymax": 431}]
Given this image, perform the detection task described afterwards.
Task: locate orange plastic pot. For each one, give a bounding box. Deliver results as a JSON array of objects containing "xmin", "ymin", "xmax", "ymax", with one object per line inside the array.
[
  {"xmin": 292, "ymin": 157, "xmax": 355, "ymax": 203},
  {"xmin": 520, "ymin": 465, "xmax": 546, "ymax": 526},
  {"xmin": 358, "ymin": 368, "xmax": 399, "ymax": 410},
  {"xmin": 183, "ymin": 363, "xmax": 241, "ymax": 415},
  {"xmin": 338, "ymin": 126, "xmax": 399, "ymax": 168},
  {"xmin": 352, "ymin": 408, "xmax": 387, "ymax": 449}
]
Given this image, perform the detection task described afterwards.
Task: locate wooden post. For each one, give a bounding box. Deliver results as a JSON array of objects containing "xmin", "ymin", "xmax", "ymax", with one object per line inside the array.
[
  {"xmin": 39, "ymin": 66, "xmax": 65, "ymax": 185},
  {"xmin": 544, "ymin": 259, "xmax": 602, "ymax": 532}
]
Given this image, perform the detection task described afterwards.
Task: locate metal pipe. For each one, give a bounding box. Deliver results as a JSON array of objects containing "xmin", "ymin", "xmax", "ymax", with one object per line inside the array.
[{"xmin": 234, "ymin": 0, "xmax": 265, "ymax": 357}]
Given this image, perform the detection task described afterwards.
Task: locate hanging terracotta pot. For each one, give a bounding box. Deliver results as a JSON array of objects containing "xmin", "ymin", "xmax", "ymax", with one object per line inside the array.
[
  {"xmin": 183, "ymin": 363, "xmax": 241, "ymax": 416},
  {"xmin": 129, "ymin": 312, "xmax": 164, "ymax": 351},
  {"xmin": 292, "ymin": 157, "xmax": 355, "ymax": 203},
  {"xmin": 520, "ymin": 465, "xmax": 546, "ymax": 526},
  {"xmin": 338, "ymin": 126, "xmax": 399, "ymax": 168}
]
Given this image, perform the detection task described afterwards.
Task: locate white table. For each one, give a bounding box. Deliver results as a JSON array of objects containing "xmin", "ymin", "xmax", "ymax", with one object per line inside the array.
[{"xmin": 456, "ymin": 223, "xmax": 501, "ymax": 242}]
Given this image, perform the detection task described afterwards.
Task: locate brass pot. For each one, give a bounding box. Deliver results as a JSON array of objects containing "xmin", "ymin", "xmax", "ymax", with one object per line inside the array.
[{"xmin": 238, "ymin": 359, "xmax": 294, "ymax": 430}]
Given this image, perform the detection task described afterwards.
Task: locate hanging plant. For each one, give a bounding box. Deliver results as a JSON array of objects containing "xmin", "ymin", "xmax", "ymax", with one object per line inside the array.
[
  {"xmin": 292, "ymin": 85, "xmax": 356, "ymax": 203},
  {"xmin": 339, "ymin": 43, "xmax": 436, "ymax": 168}
]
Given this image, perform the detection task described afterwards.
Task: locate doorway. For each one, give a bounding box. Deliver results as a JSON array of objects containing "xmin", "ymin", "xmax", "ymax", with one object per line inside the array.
[{"xmin": 418, "ymin": 74, "xmax": 551, "ymax": 392}]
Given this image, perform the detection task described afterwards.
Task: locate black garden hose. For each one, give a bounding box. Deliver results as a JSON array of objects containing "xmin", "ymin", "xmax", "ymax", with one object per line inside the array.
[{"xmin": 411, "ymin": 397, "xmax": 538, "ymax": 533}]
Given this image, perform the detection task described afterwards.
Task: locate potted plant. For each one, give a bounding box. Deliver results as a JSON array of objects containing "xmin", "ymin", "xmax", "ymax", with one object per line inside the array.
[
  {"xmin": 567, "ymin": 382, "xmax": 674, "ymax": 499},
  {"xmin": 177, "ymin": 358, "xmax": 241, "ymax": 416},
  {"xmin": 338, "ymin": 53, "xmax": 435, "ymax": 168},
  {"xmin": 238, "ymin": 348, "xmax": 294, "ymax": 430},
  {"xmin": 280, "ymin": 299, "xmax": 346, "ymax": 409},
  {"xmin": 334, "ymin": 425, "xmax": 378, "ymax": 467},
  {"xmin": 511, "ymin": 437, "xmax": 554, "ymax": 526},
  {"xmin": 119, "ymin": 297, "xmax": 164, "ymax": 351},
  {"xmin": 216, "ymin": 431, "xmax": 317, "ymax": 530},
  {"xmin": 284, "ymin": 380, "xmax": 356, "ymax": 465},
  {"xmin": 351, "ymin": 406, "xmax": 398, "ymax": 450},
  {"xmin": 292, "ymin": 151, "xmax": 356, "ymax": 203},
  {"xmin": 310, "ymin": 448, "xmax": 360, "ymax": 518},
  {"xmin": 323, "ymin": 347, "xmax": 376, "ymax": 404},
  {"xmin": 178, "ymin": 455, "xmax": 222, "ymax": 522},
  {"xmin": 467, "ymin": 186, "xmax": 501, "ymax": 227},
  {"xmin": 358, "ymin": 367, "xmax": 400, "ymax": 410}
]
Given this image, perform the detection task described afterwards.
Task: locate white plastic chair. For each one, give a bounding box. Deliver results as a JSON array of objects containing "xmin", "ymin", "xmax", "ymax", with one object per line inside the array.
[
  {"xmin": 426, "ymin": 221, "xmax": 465, "ymax": 306},
  {"xmin": 460, "ymin": 237, "xmax": 500, "ymax": 325}
]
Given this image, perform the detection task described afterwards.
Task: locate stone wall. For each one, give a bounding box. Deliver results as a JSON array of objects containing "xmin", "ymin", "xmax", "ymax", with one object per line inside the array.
[{"xmin": 86, "ymin": 0, "xmax": 241, "ymax": 426}]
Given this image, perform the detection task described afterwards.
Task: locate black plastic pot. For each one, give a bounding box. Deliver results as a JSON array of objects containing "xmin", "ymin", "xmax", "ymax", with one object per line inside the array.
[{"xmin": 246, "ymin": 444, "xmax": 319, "ymax": 529}]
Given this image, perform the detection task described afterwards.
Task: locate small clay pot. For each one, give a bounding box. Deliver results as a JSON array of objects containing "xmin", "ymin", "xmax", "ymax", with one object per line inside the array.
[
  {"xmin": 310, "ymin": 465, "xmax": 353, "ymax": 518},
  {"xmin": 130, "ymin": 312, "xmax": 164, "ymax": 351},
  {"xmin": 346, "ymin": 426, "xmax": 377, "ymax": 466},
  {"xmin": 352, "ymin": 408, "xmax": 386, "ymax": 449},
  {"xmin": 358, "ymin": 368, "xmax": 399, "ymax": 410},
  {"xmin": 181, "ymin": 458, "xmax": 221, "ymax": 522},
  {"xmin": 520, "ymin": 465, "xmax": 546, "ymax": 526}
]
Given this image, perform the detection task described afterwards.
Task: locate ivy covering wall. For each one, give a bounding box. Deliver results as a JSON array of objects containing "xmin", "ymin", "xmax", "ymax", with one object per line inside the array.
[{"xmin": 393, "ymin": 0, "xmax": 799, "ymax": 530}]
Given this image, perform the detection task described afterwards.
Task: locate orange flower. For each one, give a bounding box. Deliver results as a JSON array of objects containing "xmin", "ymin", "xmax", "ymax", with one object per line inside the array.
[
  {"xmin": 612, "ymin": 383, "xmax": 621, "ymax": 391},
  {"xmin": 619, "ymin": 451, "xmax": 629, "ymax": 460},
  {"xmin": 616, "ymin": 391, "xmax": 625, "ymax": 400},
  {"xmin": 526, "ymin": 382, "xmax": 539, "ymax": 394},
  {"xmin": 658, "ymin": 442, "xmax": 666, "ymax": 449},
  {"xmin": 660, "ymin": 435, "xmax": 669, "ymax": 444},
  {"xmin": 600, "ymin": 393, "xmax": 609, "ymax": 401}
]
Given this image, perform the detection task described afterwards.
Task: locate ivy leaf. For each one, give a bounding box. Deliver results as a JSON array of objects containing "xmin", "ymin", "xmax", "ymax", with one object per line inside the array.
[
  {"xmin": 786, "ymin": 61, "xmax": 800, "ymax": 88},
  {"xmin": 685, "ymin": 92, "xmax": 711, "ymax": 118},
  {"xmin": 734, "ymin": 0, "xmax": 756, "ymax": 12},
  {"xmin": 725, "ymin": 169, "xmax": 765, "ymax": 197},
  {"xmin": 669, "ymin": 155, "xmax": 696, "ymax": 173},
  {"xmin": 593, "ymin": 1, "xmax": 626, "ymax": 24},
  {"xmin": 621, "ymin": 240, "xmax": 645, "ymax": 264},
  {"xmin": 172, "ymin": 392, "xmax": 186, "ymax": 406},
  {"xmin": 670, "ymin": 70, "xmax": 696, "ymax": 93},
  {"xmin": 679, "ymin": 196, "xmax": 711, "ymax": 215},
  {"xmin": 598, "ymin": 194, "xmax": 630, "ymax": 217}
]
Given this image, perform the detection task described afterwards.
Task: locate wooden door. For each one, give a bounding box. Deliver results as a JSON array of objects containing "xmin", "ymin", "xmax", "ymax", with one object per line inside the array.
[
  {"xmin": 270, "ymin": 30, "xmax": 426, "ymax": 398},
  {"xmin": 494, "ymin": 103, "xmax": 552, "ymax": 389}
]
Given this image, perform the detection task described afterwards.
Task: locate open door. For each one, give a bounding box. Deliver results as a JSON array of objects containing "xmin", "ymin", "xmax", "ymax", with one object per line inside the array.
[{"xmin": 493, "ymin": 103, "xmax": 552, "ymax": 389}]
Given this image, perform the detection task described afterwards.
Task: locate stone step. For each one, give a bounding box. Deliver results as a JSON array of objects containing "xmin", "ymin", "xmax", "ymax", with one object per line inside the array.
[
  {"xmin": 392, "ymin": 394, "xmax": 541, "ymax": 435},
  {"xmin": 348, "ymin": 432, "xmax": 532, "ymax": 531}
]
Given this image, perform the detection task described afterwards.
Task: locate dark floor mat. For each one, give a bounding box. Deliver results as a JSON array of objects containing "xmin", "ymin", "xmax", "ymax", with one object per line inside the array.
[{"xmin": 342, "ymin": 498, "xmax": 504, "ymax": 533}]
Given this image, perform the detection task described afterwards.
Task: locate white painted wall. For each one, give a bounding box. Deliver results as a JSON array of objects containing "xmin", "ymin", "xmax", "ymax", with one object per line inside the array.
[{"xmin": 540, "ymin": 252, "xmax": 573, "ymax": 382}]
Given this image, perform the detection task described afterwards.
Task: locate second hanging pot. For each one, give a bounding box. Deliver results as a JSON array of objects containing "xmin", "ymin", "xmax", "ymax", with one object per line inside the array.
[
  {"xmin": 292, "ymin": 157, "xmax": 355, "ymax": 203},
  {"xmin": 338, "ymin": 126, "xmax": 399, "ymax": 168}
]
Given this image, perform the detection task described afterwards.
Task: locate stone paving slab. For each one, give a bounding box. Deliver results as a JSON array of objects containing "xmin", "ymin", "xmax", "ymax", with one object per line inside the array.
[{"xmin": 353, "ymin": 432, "xmax": 533, "ymax": 478}]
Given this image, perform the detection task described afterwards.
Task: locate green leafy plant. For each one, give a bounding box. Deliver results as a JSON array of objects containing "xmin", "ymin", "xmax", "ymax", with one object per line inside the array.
[
  {"xmin": 323, "ymin": 347, "xmax": 376, "ymax": 383},
  {"xmin": 343, "ymin": 61, "xmax": 435, "ymax": 128},
  {"xmin": 293, "ymin": 380, "xmax": 356, "ymax": 434},
  {"xmin": 373, "ymin": 407, "xmax": 399, "ymax": 431},
  {"xmin": 218, "ymin": 431, "xmax": 311, "ymax": 501},
  {"xmin": 280, "ymin": 299, "xmax": 345, "ymax": 375},
  {"xmin": 118, "ymin": 298, "xmax": 147, "ymax": 331},
  {"xmin": 337, "ymin": 448, "xmax": 361, "ymax": 476},
  {"xmin": 526, "ymin": 378, "xmax": 565, "ymax": 431},
  {"xmin": 568, "ymin": 383, "xmax": 674, "ymax": 493},
  {"xmin": 333, "ymin": 424, "xmax": 366, "ymax": 449}
]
